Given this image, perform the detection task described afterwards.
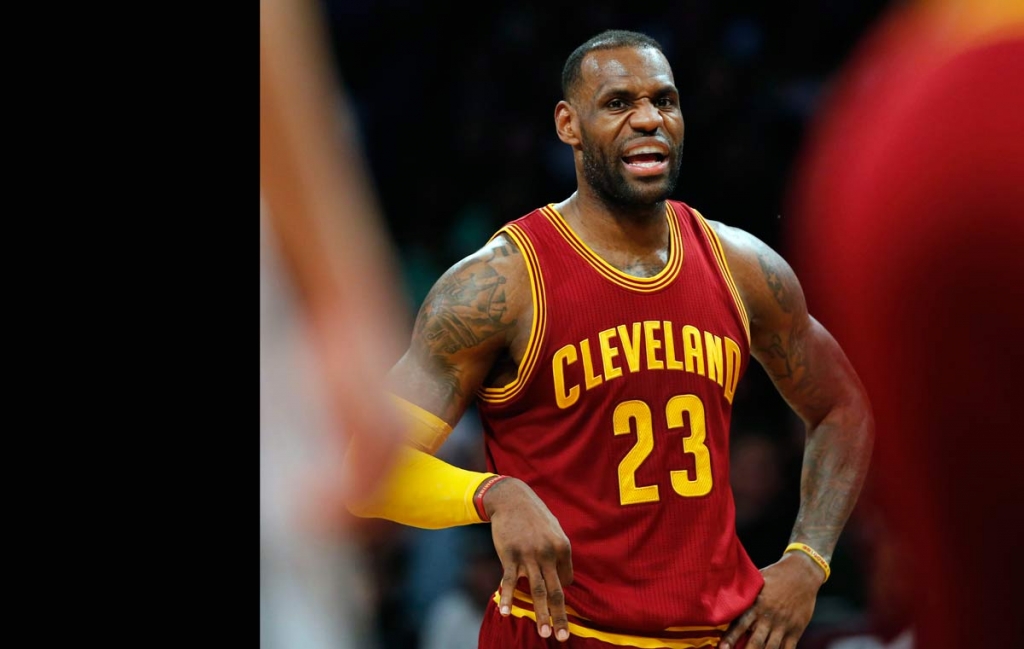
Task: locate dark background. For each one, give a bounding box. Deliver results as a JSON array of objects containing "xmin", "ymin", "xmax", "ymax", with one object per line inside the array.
[
  {"xmin": 316, "ymin": 2, "xmax": 902, "ymax": 647},
  {"xmin": 323, "ymin": 0, "xmax": 889, "ymax": 300}
]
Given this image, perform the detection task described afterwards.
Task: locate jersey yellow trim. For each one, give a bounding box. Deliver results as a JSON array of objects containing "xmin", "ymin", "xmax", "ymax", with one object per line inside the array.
[
  {"xmin": 691, "ymin": 208, "xmax": 751, "ymax": 347},
  {"xmin": 388, "ymin": 394, "xmax": 453, "ymax": 454},
  {"xmin": 477, "ymin": 224, "xmax": 547, "ymax": 404},
  {"xmin": 497, "ymin": 587, "xmax": 584, "ymax": 618},
  {"xmin": 540, "ymin": 204, "xmax": 684, "ymax": 293},
  {"xmin": 491, "ymin": 590, "xmax": 727, "ymax": 648}
]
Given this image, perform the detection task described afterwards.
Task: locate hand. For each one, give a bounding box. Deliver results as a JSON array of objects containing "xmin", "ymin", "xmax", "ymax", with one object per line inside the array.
[
  {"xmin": 720, "ymin": 551, "xmax": 825, "ymax": 649},
  {"xmin": 485, "ymin": 477, "xmax": 574, "ymax": 642}
]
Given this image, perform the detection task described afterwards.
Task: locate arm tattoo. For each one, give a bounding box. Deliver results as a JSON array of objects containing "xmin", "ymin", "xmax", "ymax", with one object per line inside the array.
[
  {"xmin": 753, "ymin": 246, "xmax": 833, "ymax": 413},
  {"xmin": 764, "ymin": 333, "xmax": 795, "ymax": 381},
  {"xmin": 792, "ymin": 417, "xmax": 867, "ymax": 557},
  {"xmin": 413, "ymin": 249, "xmax": 519, "ymax": 405},
  {"xmin": 758, "ymin": 250, "xmax": 793, "ymax": 313},
  {"xmin": 766, "ymin": 327, "xmax": 866, "ymax": 558},
  {"xmin": 421, "ymin": 267, "xmax": 509, "ymax": 353},
  {"xmin": 759, "ymin": 327, "xmax": 831, "ymax": 424},
  {"xmin": 489, "ymin": 242, "xmax": 514, "ymax": 260},
  {"xmin": 744, "ymin": 238, "xmax": 871, "ymax": 562}
]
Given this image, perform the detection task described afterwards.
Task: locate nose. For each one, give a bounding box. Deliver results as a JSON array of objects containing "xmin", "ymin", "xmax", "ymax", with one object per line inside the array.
[{"xmin": 629, "ymin": 99, "xmax": 664, "ymax": 133}]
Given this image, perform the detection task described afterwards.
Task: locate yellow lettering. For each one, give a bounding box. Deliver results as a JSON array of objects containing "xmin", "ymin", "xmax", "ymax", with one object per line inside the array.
[
  {"xmin": 580, "ymin": 339, "xmax": 603, "ymax": 389},
  {"xmin": 552, "ymin": 344, "xmax": 580, "ymax": 409},
  {"xmin": 613, "ymin": 400, "xmax": 661, "ymax": 504},
  {"xmin": 704, "ymin": 331, "xmax": 724, "ymax": 386},
  {"xmin": 598, "ymin": 328, "xmax": 622, "ymax": 381},
  {"xmin": 682, "ymin": 325, "xmax": 705, "ymax": 376},
  {"xmin": 662, "ymin": 320, "xmax": 683, "ymax": 370},
  {"xmin": 666, "ymin": 394, "xmax": 713, "ymax": 497},
  {"xmin": 723, "ymin": 336, "xmax": 742, "ymax": 403},
  {"xmin": 644, "ymin": 321, "xmax": 664, "ymax": 370},
  {"xmin": 616, "ymin": 323, "xmax": 643, "ymax": 373}
]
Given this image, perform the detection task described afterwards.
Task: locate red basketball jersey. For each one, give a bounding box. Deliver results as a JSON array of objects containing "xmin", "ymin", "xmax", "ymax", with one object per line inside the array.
[{"xmin": 477, "ymin": 201, "xmax": 763, "ymax": 641}]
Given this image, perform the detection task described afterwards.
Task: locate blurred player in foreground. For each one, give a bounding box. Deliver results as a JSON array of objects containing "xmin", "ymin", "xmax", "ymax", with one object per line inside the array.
[
  {"xmin": 788, "ymin": 0, "xmax": 1024, "ymax": 646},
  {"xmin": 260, "ymin": 0, "xmax": 409, "ymax": 646}
]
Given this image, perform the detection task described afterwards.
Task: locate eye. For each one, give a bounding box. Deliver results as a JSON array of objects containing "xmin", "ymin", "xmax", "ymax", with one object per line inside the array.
[
  {"xmin": 655, "ymin": 96, "xmax": 677, "ymax": 109},
  {"xmin": 607, "ymin": 98, "xmax": 627, "ymax": 110}
]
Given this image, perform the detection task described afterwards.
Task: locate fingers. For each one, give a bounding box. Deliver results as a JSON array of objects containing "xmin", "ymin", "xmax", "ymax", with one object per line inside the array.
[
  {"xmin": 746, "ymin": 617, "xmax": 770, "ymax": 648},
  {"xmin": 542, "ymin": 562, "xmax": 570, "ymax": 642},
  {"xmin": 763, "ymin": 629, "xmax": 784, "ymax": 649},
  {"xmin": 720, "ymin": 607, "xmax": 756, "ymax": 649},
  {"xmin": 526, "ymin": 563, "xmax": 553, "ymax": 638},
  {"xmin": 497, "ymin": 558, "xmax": 571, "ymax": 642},
  {"xmin": 498, "ymin": 562, "xmax": 518, "ymax": 617},
  {"xmin": 556, "ymin": 543, "xmax": 574, "ymax": 587},
  {"xmin": 773, "ymin": 625, "xmax": 802, "ymax": 649},
  {"xmin": 744, "ymin": 616, "xmax": 788, "ymax": 649}
]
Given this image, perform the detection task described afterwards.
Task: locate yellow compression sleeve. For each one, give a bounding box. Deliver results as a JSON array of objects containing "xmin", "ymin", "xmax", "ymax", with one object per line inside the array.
[
  {"xmin": 390, "ymin": 394, "xmax": 453, "ymax": 454},
  {"xmin": 347, "ymin": 444, "xmax": 496, "ymax": 529}
]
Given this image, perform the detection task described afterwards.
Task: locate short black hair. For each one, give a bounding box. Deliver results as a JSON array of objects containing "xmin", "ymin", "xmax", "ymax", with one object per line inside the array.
[{"xmin": 561, "ymin": 29, "xmax": 665, "ymax": 100}]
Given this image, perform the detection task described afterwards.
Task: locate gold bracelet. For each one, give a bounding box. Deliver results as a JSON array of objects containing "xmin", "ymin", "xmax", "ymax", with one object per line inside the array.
[{"xmin": 784, "ymin": 542, "xmax": 831, "ymax": 583}]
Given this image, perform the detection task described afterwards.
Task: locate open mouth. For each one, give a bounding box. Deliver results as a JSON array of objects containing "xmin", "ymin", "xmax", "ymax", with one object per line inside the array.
[
  {"xmin": 622, "ymin": 151, "xmax": 669, "ymax": 176},
  {"xmin": 622, "ymin": 152, "xmax": 666, "ymax": 167}
]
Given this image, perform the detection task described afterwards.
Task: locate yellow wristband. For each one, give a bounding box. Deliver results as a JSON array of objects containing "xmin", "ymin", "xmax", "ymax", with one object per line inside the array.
[{"xmin": 784, "ymin": 543, "xmax": 831, "ymax": 583}]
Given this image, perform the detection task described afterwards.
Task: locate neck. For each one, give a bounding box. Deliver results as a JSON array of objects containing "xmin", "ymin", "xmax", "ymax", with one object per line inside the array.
[{"xmin": 557, "ymin": 190, "xmax": 668, "ymax": 249}]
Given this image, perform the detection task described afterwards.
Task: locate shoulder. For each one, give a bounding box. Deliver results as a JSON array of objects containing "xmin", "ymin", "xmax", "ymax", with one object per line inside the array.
[
  {"xmin": 439, "ymin": 231, "xmax": 529, "ymax": 291},
  {"xmin": 704, "ymin": 219, "xmax": 808, "ymax": 331},
  {"xmin": 705, "ymin": 219, "xmax": 779, "ymax": 273},
  {"xmin": 417, "ymin": 230, "xmax": 533, "ymax": 336}
]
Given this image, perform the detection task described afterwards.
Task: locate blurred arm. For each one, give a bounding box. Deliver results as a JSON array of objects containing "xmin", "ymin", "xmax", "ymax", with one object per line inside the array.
[{"xmin": 260, "ymin": 0, "xmax": 407, "ymax": 502}]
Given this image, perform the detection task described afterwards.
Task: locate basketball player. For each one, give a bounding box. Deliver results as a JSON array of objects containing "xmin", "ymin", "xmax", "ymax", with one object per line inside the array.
[
  {"xmin": 348, "ymin": 30, "xmax": 875, "ymax": 649},
  {"xmin": 788, "ymin": 1, "xmax": 1024, "ymax": 646}
]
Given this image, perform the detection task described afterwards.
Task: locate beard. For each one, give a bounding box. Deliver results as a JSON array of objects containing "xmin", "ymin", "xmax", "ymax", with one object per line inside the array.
[{"xmin": 580, "ymin": 131, "xmax": 684, "ymax": 208}]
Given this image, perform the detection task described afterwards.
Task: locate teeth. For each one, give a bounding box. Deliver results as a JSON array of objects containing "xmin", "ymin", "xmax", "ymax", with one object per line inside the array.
[
  {"xmin": 629, "ymin": 160, "xmax": 661, "ymax": 167},
  {"xmin": 625, "ymin": 147, "xmax": 664, "ymax": 156}
]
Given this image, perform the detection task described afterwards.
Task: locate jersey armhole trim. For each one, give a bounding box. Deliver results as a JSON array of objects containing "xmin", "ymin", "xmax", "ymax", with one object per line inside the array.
[
  {"xmin": 691, "ymin": 207, "xmax": 751, "ymax": 347},
  {"xmin": 477, "ymin": 224, "xmax": 547, "ymax": 404}
]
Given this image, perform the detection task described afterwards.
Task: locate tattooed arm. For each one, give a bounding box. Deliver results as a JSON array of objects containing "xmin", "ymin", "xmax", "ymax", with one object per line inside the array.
[
  {"xmin": 386, "ymin": 233, "xmax": 529, "ymax": 422},
  {"xmin": 372, "ymin": 233, "xmax": 576, "ymax": 643},
  {"xmin": 710, "ymin": 221, "xmax": 874, "ymax": 649}
]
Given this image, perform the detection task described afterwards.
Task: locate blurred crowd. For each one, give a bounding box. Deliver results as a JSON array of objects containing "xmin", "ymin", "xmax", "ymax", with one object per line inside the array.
[{"xmin": 306, "ymin": 2, "xmax": 917, "ymax": 648}]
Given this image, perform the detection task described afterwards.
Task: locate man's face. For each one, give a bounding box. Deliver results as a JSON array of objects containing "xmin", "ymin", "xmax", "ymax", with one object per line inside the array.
[{"xmin": 573, "ymin": 46, "xmax": 685, "ymax": 207}]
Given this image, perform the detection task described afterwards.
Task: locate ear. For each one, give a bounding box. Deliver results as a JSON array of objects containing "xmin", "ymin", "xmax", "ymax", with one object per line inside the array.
[{"xmin": 554, "ymin": 100, "xmax": 580, "ymax": 146}]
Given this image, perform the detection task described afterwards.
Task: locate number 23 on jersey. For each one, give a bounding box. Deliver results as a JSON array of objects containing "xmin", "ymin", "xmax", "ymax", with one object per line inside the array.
[{"xmin": 614, "ymin": 395, "xmax": 712, "ymax": 505}]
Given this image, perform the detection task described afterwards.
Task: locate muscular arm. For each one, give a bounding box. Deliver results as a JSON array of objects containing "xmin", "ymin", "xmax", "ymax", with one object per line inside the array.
[
  {"xmin": 386, "ymin": 233, "xmax": 531, "ymax": 425},
  {"xmin": 715, "ymin": 220, "xmax": 873, "ymax": 561},
  {"xmin": 346, "ymin": 233, "xmax": 526, "ymax": 487},
  {"xmin": 712, "ymin": 221, "xmax": 874, "ymax": 649},
  {"xmin": 364, "ymin": 233, "xmax": 575, "ymax": 641}
]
